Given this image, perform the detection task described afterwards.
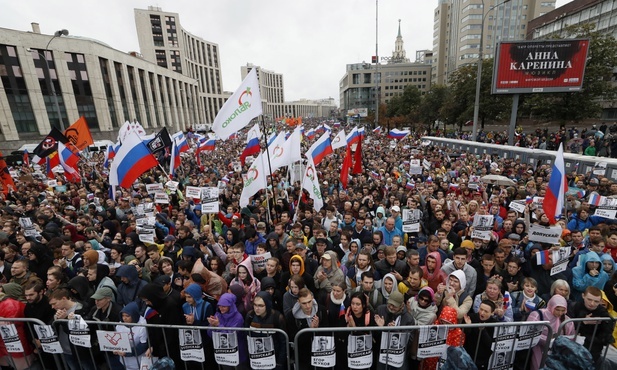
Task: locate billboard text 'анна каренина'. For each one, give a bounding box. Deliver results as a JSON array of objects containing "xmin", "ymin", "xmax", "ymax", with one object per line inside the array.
[{"xmin": 492, "ymin": 39, "xmax": 590, "ymax": 94}]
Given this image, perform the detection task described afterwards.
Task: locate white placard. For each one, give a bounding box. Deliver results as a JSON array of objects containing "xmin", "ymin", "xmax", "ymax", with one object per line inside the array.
[
  {"xmin": 96, "ymin": 330, "xmax": 132, "ymax": 352},
  {"xmin": 47, "ymin": 179, "xmax": 58, "ymax": 187},
  {"xmin": 250, "ymin": 252, "xmax": 272, "ymax": 272},
  {"xmin": 165, "ymin": 180, "xmax": 179, "ymax": 192},
  {"xmin": 137, "ymin": 225, "xmax": 155, "ymax": 243},
  {"xmin": 155, "ymin": 192, "xmax": 170, "ymax": 204},
  {"xmin": 0, "ymin": 324, "xmax": 23, "ymax": 353},
  {"xmin": 527, "ymin": 224, "xmax": 562, "ymax": 244},
  {"xmin": 35, "ymin": 325, "xmax": 63, "ymax": 354},
  {"xmin": 186, "ymin": 186, "xmax": 202, "ymax": 199},
  {"xmin": 595, "ymin": 208, "xmax": 617, "ymax": 219},
  {"xmin": 515, "ymin": 324, "xmax": 543, "ymax": 351},
  {"xmin": 68, "ymin": 315, "xmax": 91, "ymax": 348},
  {"xmin": 348, "ymin": 334, "xmax": 373, "ymax": 369},
  {"xmin": 509, "ymin": 201, "xmax": 526, "ymax": 214},
  {"xmin": 179, "ymin": 329, "xmax": 205, "ymax": 362},
  {"xmin": 409, "ymin": 159, "xmax": 422, "ymax": 174},
  {"xmin": 402, "ymin": 209, "xmax": 421, "ymax": 233},
  {"xmin": 311, "ymin": 336, "xmax": 336, "ymax": 368},
  {"xmin": 201, "ymin": 187, "xmax": 220, "ymax": 213},
  {"xmin": 249, "ymin": 336, "xmax": 276, "ymax": 369},
  {"xmin": 146, "ymin": 183, "xmax": 164, "ymax": 194},
  {"xmin": 416, "ymin": 326, "xmax": 447, "ymax": 359},
  {"xmin": 378, "ymin": 332, "xmax": 408, "ymax": 367},
  {"xmin": 472, "ymin": 214, "xmax": 494, "ymax": 241},
  {"xmin": 213, "ymin": 332, "xmax": 239, "ymax": 367}
]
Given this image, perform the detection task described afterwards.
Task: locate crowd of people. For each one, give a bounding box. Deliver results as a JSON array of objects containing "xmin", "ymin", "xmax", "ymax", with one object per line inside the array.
[{"xmin": 0, "ymin": 120, "xmax": 615, "ymax": 370}]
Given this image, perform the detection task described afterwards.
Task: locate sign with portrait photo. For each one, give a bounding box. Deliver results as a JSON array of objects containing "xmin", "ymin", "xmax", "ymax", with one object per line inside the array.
[
  {"xmin": 249, "ymin": 336, "xmax": 276, "ymax": 370},
  {"xmin": 311, "ymin": 335, "xmax": 336, "ymax": 368},
  {"xmin": 35, "ymin": 324, "xmax": 62, "ymax": 354},
  {"xmin": 417, "ymin": 326, "xmax": 447, "ymax": 358},
  {"xmin": 348, "ymin": 334, "xmax": 373, "ymax": 369},
  {"xmin": 179, "ymin": 329, "xmax": 205, "ymax": 362},
  {"xmin": 402, "ymin": 209, "xmax": 421, "ymax": 233},
  {"xmin": 471, "ymin": 214, "xmax": 494, "ymax": 241},
  {"xmin": 378, "ymin": 332, "xmax": 409, "ymax": 367},
  {"xmin": 0, "ymin": 324, "xmax": 23, "ymax": 353},
  {"xmin": 515, "ymin": 324, "xmax": 543, "ymax": 351},
  {"xmin": 201, "ymin": 187, "xmax": 220, "ymax": 213},
  {"xmin": 68, "ymin": 315, "xmax": 91, "ymax": 348},
  {"xmin": 213, "ymin": 332, "xmax": 239, "ymax": 367}
]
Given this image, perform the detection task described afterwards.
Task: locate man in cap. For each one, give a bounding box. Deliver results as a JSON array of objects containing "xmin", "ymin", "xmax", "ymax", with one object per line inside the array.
[
  {"xmin": 375, "ymin": 290, "xmax": 414, "ymax": 369},
  {"xmin": 87, "ymin": 287, "xmax": 122, "ymax": 323}
]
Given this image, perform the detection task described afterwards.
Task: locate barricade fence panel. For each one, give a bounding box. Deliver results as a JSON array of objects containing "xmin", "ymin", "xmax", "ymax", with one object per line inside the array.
[
  {"xmin": 557, "ymin": 317, "xmax": 617, "ymax": 368},
  {"xmin": 0, "ymin": 317, "xmax": 554, "ymax": 370},
  {"xmin": 293, "ymin": 321, "xmax": 553, "ymax": 370}
]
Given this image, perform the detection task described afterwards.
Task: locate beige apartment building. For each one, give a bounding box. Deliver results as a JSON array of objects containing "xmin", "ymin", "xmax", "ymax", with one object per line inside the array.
[
  {"xmin": 431, "ymin": 0, "xmax": 556, "ymax": 85},
  {"xmin": 134, "ymin": 6, "xmax": 226, "ymax": 124},
  {"xmin": 240, "ymin": 64, "xmax": 285, "ymax": 119}
]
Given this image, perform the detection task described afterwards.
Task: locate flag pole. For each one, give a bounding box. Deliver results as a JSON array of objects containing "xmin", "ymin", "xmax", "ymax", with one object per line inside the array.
[{"xmin": 260, "ymin": 116, "xmax": 278, "ymax": 224}]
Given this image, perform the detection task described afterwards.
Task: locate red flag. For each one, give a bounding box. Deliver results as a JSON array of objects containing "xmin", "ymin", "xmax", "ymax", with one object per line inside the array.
[
  {"xmin": 340, "ymin": 146, "xmax": 352, "ymax": 189},
  {"xmin": 352, "ymin": 138, "xmax": 363, "ymax": 175},
  {"xmin": 23, "ymin": 149, "xmax": 30, "ymax": 167},
  {"xmin": 0, "ymin": 151, "xmax": 15, "ymax": 194}
]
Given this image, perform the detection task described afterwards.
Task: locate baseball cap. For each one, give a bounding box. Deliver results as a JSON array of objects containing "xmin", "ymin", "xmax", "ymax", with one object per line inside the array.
[
  {"xmin": 387, "ymin": 290, "xmax": 404, "ymax": 307},
  {"xmin": 508, "ymin": 233, "xmax": 521, "ymax": 241},
  {"xmin": 590, "ymin": 178, "xmax": 599, "ymax": 185},
  {"xmin": 91, "ymin": 287, "xmax": 114, "ymax": 300},
  {"xmin": 391, "ymin": 206, "xmax": 400, "ymax": 213},
  {"xmin": 295, "ymin": 243, "xmax": 307, "ymax": 250},
  {"xmin": 321, "ymin": 253, "xmax": 332, "ymax": 260},
  {"xmin": 154, "ymin": 275, "xmax": 172, "ymax": 286},
  {"xmin": 164, "ymin": 235, "xmax": 176, "ymax": 243},
  {"xmin": 396, "ymin": 246, "xmax": 407, "ymax": 254}
]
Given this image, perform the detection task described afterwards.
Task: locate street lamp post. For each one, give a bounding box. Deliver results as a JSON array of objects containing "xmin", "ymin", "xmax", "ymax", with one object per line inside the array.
[
  {"xmin": 471, "ymin": 0, "xmax": 510, "ymax": 141},
  {"xmin": 31, "ymin": 29, "xmax": 69, "ymax": 131},
  {"xmin": 375, "ymin": 0, "xmax": 379, "ymax": 130}
]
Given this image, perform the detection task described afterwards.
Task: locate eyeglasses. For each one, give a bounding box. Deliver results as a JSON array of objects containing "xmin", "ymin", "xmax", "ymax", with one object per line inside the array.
[{"xmin": 418, "ymin": 296, "xmax": 430, "ymax": 303}]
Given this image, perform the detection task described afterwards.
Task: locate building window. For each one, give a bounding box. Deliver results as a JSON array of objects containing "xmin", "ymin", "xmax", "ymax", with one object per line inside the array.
[{"xmin": 99, "ymin": 58, "xmax": 118, "ymax": 128}]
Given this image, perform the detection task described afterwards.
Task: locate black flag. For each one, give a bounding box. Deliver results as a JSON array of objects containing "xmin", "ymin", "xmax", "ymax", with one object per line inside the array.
[
  {"xmin": 147, "ymin": 127, "xmax": 172, "ymax": 155},
  {"xmin": 33, "ymin": 127, "xmax": 69, "ymax": 159}
]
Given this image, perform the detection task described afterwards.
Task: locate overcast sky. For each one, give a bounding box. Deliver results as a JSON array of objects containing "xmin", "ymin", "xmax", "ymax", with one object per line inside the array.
[{"xmin": 2, "ymin": 0, "xmax": 572, "ymax": 105}]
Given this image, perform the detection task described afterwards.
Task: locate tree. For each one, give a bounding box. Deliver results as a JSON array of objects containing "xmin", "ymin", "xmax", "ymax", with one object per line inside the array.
[
  {"xmin": 520, "ymin": 24, "xmax": 617, "ymax": 122},
  {"xmin": 385, "ymin": 85, "xmax": 422, "ymax": 124},
  {"xmin": 418, "ymin": 85, "xmax": 449, "ymax": 129}
]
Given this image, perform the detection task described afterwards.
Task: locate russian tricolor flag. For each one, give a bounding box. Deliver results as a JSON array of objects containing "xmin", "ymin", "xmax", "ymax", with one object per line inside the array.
[
  {"xmin": 23, "ymin": 149, "xmax": 30, "ymax": 167},
  {"xmin": 172, "ymin": 132, "xmax": 190, "ymax": 153},
  {"xmin": 544, "ymin": 143, "xmax": 568, "ymax": 224},
  {"xmin": 109, "ymin": 131, "xmax": 159, "ymax": 188},
  {"xmin": 305, "ymin": 128, "xmax": 316, "ymax": 140},
  {"xmin": 240, "ymin": 137, "xmax": 260, "ymax": 165},
  {"xmin": 388, "ymin": 129, "xmax": 410, "ymax": 140},
  {"xmin": 536, "ymin": 249, "xmax": 550, "ymax": 265},
  {"xmin": 170, "ymin": 141, "xmax": 181, "ymax": 178},
  {"xmin": 58, "ymin": 142, "xmax": 81, "ymax": 183},
  {"xmin": 370, "ymin": 171, "xmax": 381, "ymax": 180},
  {"xmin": 358, "ymin": 127, "xmax": 365, "ymax": 139},
  {"xmin": 406, "ymin": 182, "xmax": 415, "ymax": 190},
  {"xmin": 346, "ymin": 127, "xmax": 361, "ymax": 146},
  {"xmin": 589, "ymin": 192, "xmax": 602, "ymax": 206},
  {"xmin": 308, "ymin": 132, "xmax": 333, "ymax": 166},
  {"xmin": 373, "ymin": 126, "xmax": 382, "ymax": 135}
]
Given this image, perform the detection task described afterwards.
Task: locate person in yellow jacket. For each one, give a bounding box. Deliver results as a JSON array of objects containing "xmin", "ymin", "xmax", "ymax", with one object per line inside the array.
[{"xmin": 601, "ymin": 290, "xmax": 617, "ymax": 363}]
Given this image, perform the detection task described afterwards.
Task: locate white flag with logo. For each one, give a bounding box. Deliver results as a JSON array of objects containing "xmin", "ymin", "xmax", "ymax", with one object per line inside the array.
[
  {"xmin": 213, "ymin": 68, "xmax": 262, "ymax": 140},
  {"xmin": 240, "ymin": 152, "xmax": 267, "ymax": 207},
  {"xmin": 271, "ymin": 127, "xmax": 302, "ymax": 171},
  {"xmin": 331, "ymin": 130, "xmax": 347, "ymax": 150},
  {"xmin": 302, "ymin": 156, "xmax": 324, "ymax": 211}
]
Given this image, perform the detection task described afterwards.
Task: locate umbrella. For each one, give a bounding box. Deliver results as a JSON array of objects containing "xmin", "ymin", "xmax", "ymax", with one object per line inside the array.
[{"xmin": 481, "ymin": 174, "xmax": 516, "ymax": 186}]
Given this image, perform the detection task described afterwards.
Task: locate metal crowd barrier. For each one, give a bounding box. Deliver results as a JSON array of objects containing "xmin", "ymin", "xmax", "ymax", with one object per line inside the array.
[
  {"xmin": 0, "ymin": 316, "xmax": 63, "ymax": 370},
  {"xmin": 294, "ymin": 321, "xmax": 553, "ymax": 370},
  {"xmin": 557, "ymin": 316, "xmax": 617, "ymax": 368}
]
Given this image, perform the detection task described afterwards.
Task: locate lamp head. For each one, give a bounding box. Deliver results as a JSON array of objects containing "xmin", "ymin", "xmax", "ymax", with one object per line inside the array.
[{"xmin": 54, "ymin": 29, "xmax": 69, "ymax": 37}]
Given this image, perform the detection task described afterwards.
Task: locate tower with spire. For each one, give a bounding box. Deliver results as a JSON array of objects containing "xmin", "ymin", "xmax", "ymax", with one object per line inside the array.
[{"xmin": 390, "ymin": 19, "xmax": 410, "ymax": 64}]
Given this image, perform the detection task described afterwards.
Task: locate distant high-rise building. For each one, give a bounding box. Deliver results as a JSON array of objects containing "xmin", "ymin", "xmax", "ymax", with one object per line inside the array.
[
  {"xmin": 339, "ymin": 21, "xmax": 431, "ymax": 112},
  {"xmin": 240, "ymin": 63, "xmax": 285, "ymax": 119},
  {"xmin": 134, "ymin": 6, "xmax": 226, "ymax": 125},
  {"xmin": 431, "ymin": 0, "xmax": 556, "ymax": 85}
]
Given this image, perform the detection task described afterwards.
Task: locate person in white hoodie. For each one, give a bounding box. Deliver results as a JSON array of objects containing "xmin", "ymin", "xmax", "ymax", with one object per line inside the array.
[
  {"xmin": 373, "ymin": 206, "xmax": 387, "ymax": 229},
  {"xmin": 114, "ymin": 302, "xmax": 148, "ymax": 370},
  {"xmin": 435, "ymin": 269, "xmax": 473, "ymax": 321}
]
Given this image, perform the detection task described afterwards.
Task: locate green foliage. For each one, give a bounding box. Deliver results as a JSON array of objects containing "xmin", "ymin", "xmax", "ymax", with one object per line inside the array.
[
  {"xmin": 520, "ymin": 23, "xmax": 617, "ymax": 122},
  {"xmin": 385, "ymin": 85, "xmax": 422, "ymax": 122}
]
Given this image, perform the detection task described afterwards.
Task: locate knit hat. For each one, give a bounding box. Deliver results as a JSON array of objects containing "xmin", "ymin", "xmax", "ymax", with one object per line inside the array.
[
  {"xmin": 387, "ymin": 290, "xmax": 404, "ymax": 307},
  {"xmin": 461, "ymin": 240, "xmax": 475, "ymax": 250},
  {"xmin": 83, "ymin": 250, "xmax": 99, "ymax": 266},
  {"xmin": 417, "ymin": 287, "xmax": 435, "ymax": 303}
]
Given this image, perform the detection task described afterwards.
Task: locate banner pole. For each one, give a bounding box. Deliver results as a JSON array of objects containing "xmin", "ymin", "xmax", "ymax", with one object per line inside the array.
[{"xmin": 261, "ymin": 116, "xmax": 278, "ymax": 224}]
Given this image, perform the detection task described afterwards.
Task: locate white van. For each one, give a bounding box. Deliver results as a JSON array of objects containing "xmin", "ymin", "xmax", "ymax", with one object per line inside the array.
[{"xmin": 18, "ymin": 140, "xmax": 114, "ymax": 153}]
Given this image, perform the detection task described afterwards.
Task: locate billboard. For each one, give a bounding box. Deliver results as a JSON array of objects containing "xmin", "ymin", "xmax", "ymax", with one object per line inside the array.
[
  {"xmin": 492, "ymin": 39, "xmax": 590, "ymax": 94},
  {"xmin": 347, "ymin": 108, "xmax": 368, "ymax": 117}
]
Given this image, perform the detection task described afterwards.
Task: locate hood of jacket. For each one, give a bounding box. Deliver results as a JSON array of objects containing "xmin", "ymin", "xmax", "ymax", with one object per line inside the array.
[
  {"xmin": 185, "ymin": 283, "xmax": 204, "ymax": 304},
  {"xmin": 120, "ymin": 302, "xmax": 141, "ymax": 324},
  {"xmin": 289, "ymin": 255, "xmax": 305, "ymax": 276},
  {"xmin": 448, "ymin": 270, "xmax": 466, "ymax": 292},
  {"xmin": 115, "ymin": 265, "xmax": 139, "ymax": 284},
  {"xmin": 292, "ymin": 298, "xmax": 318, "ymax": 320},
  {"xmin": 381, "ymin": 273, "xmax": 397, "ymax": 300},
  {"xmin": 439, "ymin": 305, "xmax": 458, "ymax": 324},
  {"xmin": 218, "ymin": 293, "xmax": 239, "ymax": 315},
  {"xmin": 67, "ymin": 276, "xmax": 90, "ymax": 301}
]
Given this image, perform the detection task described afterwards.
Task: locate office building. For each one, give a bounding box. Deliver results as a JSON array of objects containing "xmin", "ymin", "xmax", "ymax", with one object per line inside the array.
[
  {"xmin": 135, "ymin": 6, "xmax": 226, "ymax": 124},
  {"xmin": 0, "ymin": 24, "xmax": 198, "ymax": 148},
  {"xmin": 339, "ymin": 21, "xmax": 432, "ymax": 112},
  {"xmin": 284, "ymin": 98, "xmax": 337, "ymax": 119},
  {"xmin": 431, "ymin": 0, "xmax": 556, "ymax": 85},
  {"xmin": 240, "ymin": 63, "xmax": 285, "ymax": 119}
]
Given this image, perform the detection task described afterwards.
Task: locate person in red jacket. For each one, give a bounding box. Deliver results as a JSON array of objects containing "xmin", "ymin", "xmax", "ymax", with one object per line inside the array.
[{"xmin": 0, "ymin": 292, "xmax": 35, "ymax": 370}]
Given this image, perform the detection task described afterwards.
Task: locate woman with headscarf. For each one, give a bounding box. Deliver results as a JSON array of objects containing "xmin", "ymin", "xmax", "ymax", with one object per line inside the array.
[
  {"xmin": 527, "ymin": 295, "xmax": 575, "ymax": 370},
  {"xmin": 62, "ymin": 224, "xmax": 87, "ymax": 243},
  {"xmin": 207, "ymin": 293, "xmax": 248, "ymax": 368},
  {"xmin": 114, "ymin": 302, "xmax": 148, "ymax": 370},
  {"xmin": 421, "ymin": 306, "xmax": 465, "ymax": 370},
  {"xmin": 380, "ymin": 272, "xmax": 397, "ymax": 302},
  {"xmin": 229, "ymin": 259, "xmax": 260, "ymax": 312},
  {"xmin": 245, "ymin": 291, "xmax": 287, "ymax": 370}
]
